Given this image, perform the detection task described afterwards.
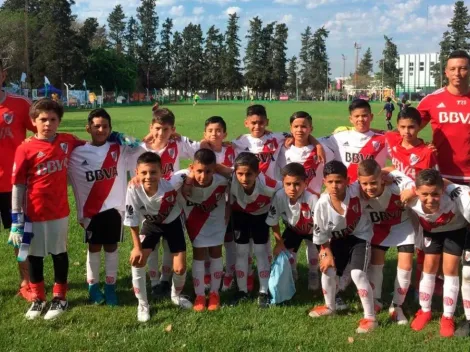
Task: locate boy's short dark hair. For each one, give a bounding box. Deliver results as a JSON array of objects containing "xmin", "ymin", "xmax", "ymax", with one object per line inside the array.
[
  {"xmin": 416, "ymin": 169, "xmax": 444, "ymax": 190},
  {"xmin": 358, "ymin": 159, "xmax": 381, "ymax": 177},
  {"xmin": 289, "ymin": 111, "xmax": 313, "ymax": 126},
  {"xmin": 323, "ymin": 160, "xmax": 347, "ymax": 179},
  {"xmin": 281, "ymin": 163, "xmax": 307, "ymax": 180},
  {"xmin": 205, "ymin": 116, "xmax": 227, "ymax": 132},
  {"xmin": 152, "ymin": 108, "xmax": 175, "ymax": 126},
  {"xmin": 349, "ymin": 99, "xmax": 371, "ymax": 114},
  {"xmin": 88, "ymin": 108, "xmax": 112, "ymax": 128},
  {"xmin": 397, "ymin": 106, "xmax": 422, "ymax": 125},
  {"xmin": 194, "ymin": 149, "xmax": 216, "ymax": 165},
  {"xmin": 386, "ymin": 97, "xmax": 392, "ymax": 102},
  {"xmin": 447, "ymin": 50, "xmax": 470, "ymax": 65},
  {"xmin": 246, "ymin": 104, "xmax": 267, "ymax": 119},
  {"xmin": 234, "ymin": 152, "xmax": 259, "ymax": 173},
  {"xmin": 137, "ymin": 152, "xmax": 162, "ymax": 168},
  {"xmin": 29, "ymin": 98, "xmax": 64, "ymax": 120}
]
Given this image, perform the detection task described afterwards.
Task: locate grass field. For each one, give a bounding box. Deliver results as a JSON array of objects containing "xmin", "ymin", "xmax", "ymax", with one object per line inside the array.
[{"xmin": 1, "ymin": 101, "xmax": 469, "ymax": 352}]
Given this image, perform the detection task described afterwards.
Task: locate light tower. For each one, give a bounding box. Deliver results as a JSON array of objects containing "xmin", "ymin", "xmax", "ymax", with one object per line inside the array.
[{"xmin": 354, "ymin": 42, "xmax": 362, "ymax": 89}]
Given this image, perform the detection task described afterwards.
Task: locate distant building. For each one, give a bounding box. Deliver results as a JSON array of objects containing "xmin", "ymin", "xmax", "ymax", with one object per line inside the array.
[{"xmin": 397, "ymin": 53, "xmax": 440, "ymax": 95}]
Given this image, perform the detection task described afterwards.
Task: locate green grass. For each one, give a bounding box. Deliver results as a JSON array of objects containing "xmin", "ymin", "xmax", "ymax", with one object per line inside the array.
[{"xmin": 1, "ymin": 101, "xmax": 468, "ymax": 352}]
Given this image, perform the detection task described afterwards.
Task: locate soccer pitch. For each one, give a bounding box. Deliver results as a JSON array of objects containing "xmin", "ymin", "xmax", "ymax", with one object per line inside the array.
[{"xmin": 1, "ymin": 101, "xmax": 467, "ymax": 352}]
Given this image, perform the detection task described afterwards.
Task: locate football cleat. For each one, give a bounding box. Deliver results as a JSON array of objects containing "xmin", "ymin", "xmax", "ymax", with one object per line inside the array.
[
  {"xmin": 25, "ymin": 299, "xmax": 46, "ymax": 320},
  {"xmin": 171, "ymin": 295, "xmax": 193, "ymax": 310},
  {"xmin": 44, "ymin": 298, "xmax": 68, "ymax": 320},
  {"xmin": 440, "ymin": 316, "xmax": 455, "ymax": 338},
  {"xmin": 308, "ymin": 305, "xmax": 335, "ymax": 318},
  {"xmin": 258, "ymin": 292, "xmax": 269, "ymax": 308},
  {"xmin": 193, "ymin": 295, "xmax": 206, "ymax": 312},
  {"xmin": 104, "ymin": 284, "xmax": 118, "ymax": 306},
  {"xmin": 410, "ymin": 309, "xmax": 432, "ymax": 331},
  {"xmin": 335, "ymin": 295, "xmax": 348, "ymax": 311},
  {"xmin": 137, "ymin": 302, "xmax": 150, "ymax": 322},
  {"xmin": 454, "ymin": 320, "xmax": 470, "ymax": 337},
  {"xmin": 89, "ymin": 283, "xmax": 105, "ymax": 305},
  {"xmin": 389, "ymin": 305, "xmax": 408, "ymax": 325},
  {"xmin": 208, "ymin": 292, "xmax": 220, "ymax": 311},
  {"xmin": 356, "ymin": 318, "xmax": 378, "ymax": 333}
]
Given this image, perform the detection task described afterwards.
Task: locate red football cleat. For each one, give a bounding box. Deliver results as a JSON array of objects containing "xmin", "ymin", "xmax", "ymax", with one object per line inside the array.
[
  {"xmin": 411, "ymin": 309, "xmax": 432, "ymax": 331},
  {"xmin": 440, "ymin": 315, "xmax": 455, "ymax": 338}
]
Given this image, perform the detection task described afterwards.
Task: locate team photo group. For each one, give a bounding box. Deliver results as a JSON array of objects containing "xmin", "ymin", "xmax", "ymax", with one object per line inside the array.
[{"xmin": 1, "ymin": 50, "xmax": 470, "ymax": 340}]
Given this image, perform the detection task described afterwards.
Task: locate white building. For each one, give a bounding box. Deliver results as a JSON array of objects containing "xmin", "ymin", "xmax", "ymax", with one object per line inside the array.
[{"xmin": 397, "ymin": 53, "xmax": 439, "ymax": 94}]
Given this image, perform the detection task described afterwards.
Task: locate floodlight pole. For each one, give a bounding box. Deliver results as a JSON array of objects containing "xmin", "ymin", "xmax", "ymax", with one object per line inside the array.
[
  {"xmin": 381, "ymin": 58, "xmax": 384, "ymax": 101},
  {"xmin": 100, "ymin": 85, "xmax": 104, "ymax": 107},
  {"xmin": 63, "ymin": 83, "xmax": 69, "ymax": 107},
  {"xmin": 296, "ymin": 77, "xmax": 299, "ymax": 102}
]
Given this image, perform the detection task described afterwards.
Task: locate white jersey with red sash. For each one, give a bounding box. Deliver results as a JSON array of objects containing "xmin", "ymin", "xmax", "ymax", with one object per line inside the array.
[
  {"xmin": 215, "ymin": 145, "xmax": 235, "ymax": 167},
  {"xmin": 322, "ymin": 130, "xmax": 387, "ymax": 183},
  {"xmin": 69, "ymin": 142, "xmax": 139, "ymax": 227},
  {"xmin": 266, "ymin": 189, "xmax": 318, "ymax": 235}
]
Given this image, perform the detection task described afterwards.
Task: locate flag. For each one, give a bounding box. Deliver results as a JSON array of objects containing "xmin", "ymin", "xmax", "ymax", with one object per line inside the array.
[
  {"xmin": 20, "ymin": 73, "xmax": 27, "ymax": 82},
  {"xmin": 44, "ymin": 76, "xmax": 50, "ymax": 85}
]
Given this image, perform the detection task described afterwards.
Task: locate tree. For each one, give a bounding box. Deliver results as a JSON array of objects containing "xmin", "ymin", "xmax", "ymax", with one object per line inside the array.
[
  {"xmin": 299, "ymin": 26, "xmax": 314, "ymax": 93},
  {"xmin": 1, "ymin": 0, "xmax": 40, "ymax": 12},
  {"xmin": 107, "ymin": 5, "xmax": 126, "ymax": 53},
  {"xmin": 377, "ymin": 35, "xmax": 399, "ymax": 90},
  {"xmin": 136, "ymin": 0, "xmax": 159, "ymax": 89},
  {"xmin": 286, "ymin": 56, "xmax": 298, "ymax": 96},
  {"xmin": 125, "ymin": 16, "xmax": 139, "ymax": 59},
  {"xmin": 156, "ymin": 18, "xmax": 173, "ymax": 89},
  {"xmin": 203, "ymin": 25, "xmax": 224, "ymax": 94},
  {"xmin": 170, "ymin": 31, "xmax": 185, "ymax": 98},
  {"xmin": 357, "ymin": 47, "xmax": 373, "ymax": 76},
  {"xmin": 244, "ymin": 16, "xmax": 264, "ymax": 92},
  {"xmin": 222, "ymin": 13, "xmax": 243, "ymax": 94},
  {"xmin": 432, "ymin": 1, "xmax": 470, "ymax": 86},
  {"xmin": 181, "ymin": 23, "xmax": 204, "ymax": 94},
  {"xmin": 271, "ymin": 23, "xmax": 289, "ymax": 93},
  {"xmin": 91, "ymin": 25, "xmax": 108, "ymax": 49}
]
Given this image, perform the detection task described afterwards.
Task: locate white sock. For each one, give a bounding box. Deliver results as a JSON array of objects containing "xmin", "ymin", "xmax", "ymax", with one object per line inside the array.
[
  {"xmin": 160, "ymin": 240, "xmax": 173, "ymax": 281},
  {"xmin": 87, "ymin": 251, "xmax": 100, "ymax": 285},
  {"xmin": 104, "ymin": 250, "xmax": 118, "ymax": 285},
  {"xmin": 419, "ymin": 272, "xmax": 436, "ymax": 313},
  {"xmin": 171, "ymin": 271, "xmax": 186, "ymax": 297},
  {"xmin": 210, "ymin": 257, "xmax": 223, "ymax": 293},
  {"xmin": 224, "ymin": 240, "xmax": 236, "ymax": 276},
  {"xmin": 147, "ymin": 249, "xmax": 160, "ymax": 287},
  {"xmin": 368, "ymin": 264, "xmax": 384, "ymax": 301},
  {"xmin": 236, "ymin": 243, "xmax": 249, "ymax": 293},
  {"xmin": 443, "ymin": 275, "xmax": 459, "ymax": 318},
  {"xmin": 322, "ymin": 267, "xmax": 337, "ymax": 311},
  {"xmin": 265, "ymin": 241, "xmax": 273, "ymax": 264},
  {"xmin": 254, "ymin": 243, "xmax": 270, "ymax": 294},
  {"xmin": 306, "ymin": 241, "xmax": 318, "ymax": 273},
  {"xmin": 392, "ymin": 267, "xmax": 411, "ymax": 306},
  {"xmin": 351, "ymin": 269, "xmax": 375, "ymax": 320},
  {"xmin": 248, "ymin": 240, "xmax": 254, "ymax": 276},
  {"xmin": 462, "ymin": 266, "xmax": 470, "ymax": 321},
  {"xmin": 132, "ymin": 266, "xmax": 148, "ymax": 305},
  {"xmin": 192, "ymin": 260, "xmax": 205, "ymax": 296},
  {"xmin": 339, "ymin": 263, "xmax": 352, "ymax": 291}
]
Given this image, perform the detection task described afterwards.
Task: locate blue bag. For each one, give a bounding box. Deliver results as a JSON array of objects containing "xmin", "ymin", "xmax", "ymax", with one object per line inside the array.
[{"xmin": 268, "ymin": 251, "xmax": 296, "ymax": 305}]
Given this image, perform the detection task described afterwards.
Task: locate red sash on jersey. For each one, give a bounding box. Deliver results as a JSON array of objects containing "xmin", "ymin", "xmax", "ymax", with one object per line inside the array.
[
  {"xmin": 232, "ymin": 194, "xmax": 272, "ymax": 214},
  {"xmin": 346, "ymin": 197, "xmax": 362, "ymax": 232},
  {"xmin": 153, "ymin": 190, "xmax": 178, "ymax": 223},
  {"xmin": 371, "ymin": 193, "xmax": 404, "ymax": 245},
  {"xmin": 222, "ymin": 146, "xmax": 235, "ymax": 167},
  {"xmin": 303, "ymin": 149, "xmax": 321, "ymax": 185},
  {"xmin": 419, "ymin": 211, "xmax": 456, "ymax": 232},
  {"xmin": 186, "ymin": 185, "xmax": 227, "ymax": 241},
  {"xmin": 293, "ymin": 203, "xmax": 313, "ymax": 235},
  {"xmin": 83, "ymin": 144, "xmax": 120, "ymax": 218},
  {"xmin": 348, "ymin": 135, "xmax": 385, "ymax": 183},
  {"xmin": 160, "ymin": 139, "xmax": 178, "ymax": 180},
  {"xmin": 258, "ymin": 138, "xmax": 278, "ymax": 174}
]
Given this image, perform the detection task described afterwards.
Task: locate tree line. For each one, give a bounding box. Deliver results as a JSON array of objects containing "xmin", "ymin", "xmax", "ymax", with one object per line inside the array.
[{"xmin": 0, "ymin": 0, "xmax": 331, "ymax": 98}]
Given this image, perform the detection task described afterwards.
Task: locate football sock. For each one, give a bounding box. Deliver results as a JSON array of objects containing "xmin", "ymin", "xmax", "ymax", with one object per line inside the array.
[
  {"xmin": 254, "ymin": 243, "xmax": 270, "ymax": 294},
  {"xmin": 171, "ymin": 271, "xmax": 186, "ymax": 297},
  {"xmin": 338, "ymin": 263, "xmax": 352, "ymax": 291},
  {"xmin": 265, "ymin": 241, "xmax": 273, "ymax": 264},
  {"xmin": 224, "ymin": 240, "xmax": 236, "ymax": 276},
  {"xmin": 368, "ymin": 264, "xmax": 384, "ymax": 301},
  {"xmin": 210, "ymin": 257, "xmax": 223, "ymax": 293},
  {"xmin": 52, "ymin": 252, "xmax": 69, "ymax": 284},
  {"xmin": 204, "ymin": 251, "xmax": 211, "ymax": 277},
  {"xmin": 28, "ymin": 255, "xmax": 44, "ymax": 283},
  {"xmin": 351, "ymin": 269, "xmax": 375, "ymax": 320},
  {"xmin": 30, "ymin": 281, "xmax": 46, "ymax": 301},
  {"xmin": 306, "ymin": 241, "xmax": 319, "ymax": 274},
  {"xmin": 392, "ymin": 267, "xmax": 411, "ymax": 306},
  {"xmin": 87, "ymin": 251, "xmax": 100, "ymax": 285},
  {"xmin": 104, "ymin": 250, "xmax": 118, "ymax": 285},
  {"xmin": 53, "ymin": 283, "xmax": 68, "ymax": 300},
  {"xmin": 161, "ymin": 240, "xmax": 173, "ymax": 281},
  {"xmin": 248, "ymin": 240, "xmax": 254, "ymax": 275},
  {"xmin": 322, "ymin": 267, "xmax": 337, "ymax": 311},
  {"xmin": 192, "ymin": 260, "xmax": 205, "ymax": 296},
  {"xmin": 461, "ymin": 266, "xmax": 470, "ymax": 321},
  {"xmin": 236, "ymin": 243, "xmax": 250, "ymax": 293},
  {"xmin": 131, "ymin": 266, "xmax": 147, "ymax": 305},
  {"xmin": 146, "ymin": 249, "xmax": 160, "ymax": 286},
  {"xmin": 419, "ymin": 272, "xmax": 436, "ymax": 313},
  {"xmin": 443, "ymin": 275, "xmax": 459, "ymax": 318}
]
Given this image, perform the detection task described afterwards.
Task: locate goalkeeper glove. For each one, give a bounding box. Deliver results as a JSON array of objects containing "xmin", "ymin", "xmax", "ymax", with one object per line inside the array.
[
  {"xmin": 108, "ymin": 131, "xmax": 141, "ymax": 148},
  {"xmin": 8, "ymin": 212, "xmax": 24, "ymax": 248}
]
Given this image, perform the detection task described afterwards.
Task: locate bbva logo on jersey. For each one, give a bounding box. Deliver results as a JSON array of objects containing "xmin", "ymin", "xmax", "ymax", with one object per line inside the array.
[{"xmin": 3, "ymin": 112, "xmax": 14, "ymax": 124}]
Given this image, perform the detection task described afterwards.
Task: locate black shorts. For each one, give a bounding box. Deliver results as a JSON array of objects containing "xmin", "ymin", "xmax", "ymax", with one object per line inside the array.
[
  {"xmin": 328, "ymin": 236, "xmax": 370, "ymax": 277},
  {"xmin": 140, "ymin": 216, "xmax": 186, "ymax": 253},
  {"xmin": 282, "ymin": 227, "xmax": 312, "ymax": 252},
  {"xmin": 386, "ymin": 112, "xmax": 392, "ymax": 120},
  {"xmin": 85, "ymin": 208, "xmax": 123, "ymax": 245},
  {"xmin": 0, "ymin": 192, "xmax": 12, "ymax": 230},
  {"xmin": 232, "ymin": 211, "xmax": 270, "ymax": 245},
  {"xmin": 372, "ymin": 244, "xmax": 415, "ymax": 253},
  {"xmin": 422, "ymin": 228, "xmax": 467, "ymax": 256}
]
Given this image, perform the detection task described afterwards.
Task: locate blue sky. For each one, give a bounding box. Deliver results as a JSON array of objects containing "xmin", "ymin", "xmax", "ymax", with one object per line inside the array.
[{"xmin": 1, "ymin": 0, "xmax": 463, "ymax": 76}]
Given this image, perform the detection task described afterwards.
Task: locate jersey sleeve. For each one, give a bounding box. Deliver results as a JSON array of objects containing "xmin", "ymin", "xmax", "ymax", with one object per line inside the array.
[
  {"xmin": 445, "ymin": 184, "xmax": 470, "ymax": 223},
  {"xmin": 389, "ymin": 170, "xmax": 414, "ymax": 192},
  {"xmin": 179, "ymin": 136, "xmax": 201, "ymax": 160},
  {"xmin": 265, "ymin": 193, "xmax": 281, "ymax": 227},
  {"xmin": 319, "ymin": 135, "xmax": 339, "ymax": 161},
  {"xmin": 416, "ymin": 96, "xmax": 431, "ymax": 124},
  {"xmin": 170, "ymin": 169, "xmax": 189, "ymax": 190},
  {"xmin": 276, "ymin": 146, "xmax": 287, "ymax": 169},
  {"xmin": 313, "ymin": 198, "xmax": 330, "ymax": 245},
  {"xmin": 11, "ymin": 145, "xmax": 28, "ymax": 185},
  {"xmin": 123, "ymin": 187, "xmax": 141, "ymax": 227}
]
